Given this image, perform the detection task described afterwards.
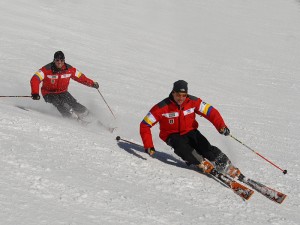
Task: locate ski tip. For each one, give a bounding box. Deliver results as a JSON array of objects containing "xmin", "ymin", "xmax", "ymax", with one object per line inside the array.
[
  {"xmin": 109, "ymin": 127, "xmax": 117, "ymax": 133},
  {"xmin": 277, "ymin": 194, "xmax": 287, "ymax": 204},
  {"xmin": 116, "ymin": 136, "xmax": 121, "ymax": 141}
]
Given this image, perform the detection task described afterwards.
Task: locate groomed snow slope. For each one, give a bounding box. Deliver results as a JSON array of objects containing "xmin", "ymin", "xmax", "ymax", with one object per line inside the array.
[{"xmin": 0, "ymin": 0, "xmax": 300, "ymax": 224}]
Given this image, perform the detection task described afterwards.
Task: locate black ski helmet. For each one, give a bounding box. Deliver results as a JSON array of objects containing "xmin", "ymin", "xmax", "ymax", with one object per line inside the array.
[{"xmin": 54, "ymin": 51, "xmax": 65, "ymax": 60}]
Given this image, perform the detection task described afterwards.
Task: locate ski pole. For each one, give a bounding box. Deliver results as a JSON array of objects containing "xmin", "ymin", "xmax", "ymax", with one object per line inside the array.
[
  {"xmin": 116, "ymin": 136, "xmax": 143, "ymax": 148},
  {"xmin": 230, "ymin": 134, "xmax": 287, "ymax": 174},
  {"xmin": 97, "ymin": 89, "xmax": 116, "ymax": 119},
  {"xmin": 0, "ymin": 96, "xmax": 31, "ymax": 98}
]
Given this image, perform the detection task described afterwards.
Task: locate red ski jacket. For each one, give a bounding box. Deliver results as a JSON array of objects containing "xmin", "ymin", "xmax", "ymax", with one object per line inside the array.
[
  {"xmin": 140, "ymin": 94, "xmax": 227, "ymax": 149},
  {"xmin": 30, "ymin": 63, "xmax": 94, "ymax": 96}
]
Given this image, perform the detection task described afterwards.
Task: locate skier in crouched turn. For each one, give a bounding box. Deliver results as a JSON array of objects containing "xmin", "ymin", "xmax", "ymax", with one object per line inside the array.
[
  {"xmin": 140, "ymin": 80, "xmax": 240, "ymax": 178},
  {"xmin": 30, "ymin": 51, "xmax": 99, "ymax": 120}
]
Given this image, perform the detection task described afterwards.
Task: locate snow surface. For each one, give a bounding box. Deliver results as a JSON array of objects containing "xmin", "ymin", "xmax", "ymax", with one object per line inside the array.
[{"xmin": 1, "ymin": 0, "xmax": 300, "ymax": 224}]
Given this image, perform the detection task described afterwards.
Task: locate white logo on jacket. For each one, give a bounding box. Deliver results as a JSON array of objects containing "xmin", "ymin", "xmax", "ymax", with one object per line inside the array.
[
  {"xmin": 47, "ymin": 75, "xmax": 58, "ymax": 79},
  {"xmin": 162, "ymin": 112, "xmax": 179, "ymax": 118},
  {"xmin": 183, "ymin": 107, "xmax": 195, "ymax": 116},
  {"xmin": 47, "ymin": 74, "xmax": 71, "ymax": 79},
  {"xmin": 61, "ymin": 74, "xmax": 72, "ymax": 78}
]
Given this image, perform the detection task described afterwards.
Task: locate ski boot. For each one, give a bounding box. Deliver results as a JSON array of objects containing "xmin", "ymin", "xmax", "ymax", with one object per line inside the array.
[
  {"xmin": 197, "ymin": 160, "xmax": 214, "ymax": 174},
  {"xmin": 75, "ymin": 110, "xmax": 93, "ymax": 125},
  {"xmin": 76, "ymin": 109, "xmax": 89, "ymax": 120},
  {"xmin": 212, "ymin": 153, "xmax": 241, "ymax": 179},
  {"xmin": 224, "ymin": 165, "xmax": 241, "ymax": 179}
]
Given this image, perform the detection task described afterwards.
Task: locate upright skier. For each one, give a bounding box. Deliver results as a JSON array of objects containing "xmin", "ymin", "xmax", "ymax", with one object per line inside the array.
[{"xmin": 30, "ymin": 51, "xmax": 99, "ymax": 119}]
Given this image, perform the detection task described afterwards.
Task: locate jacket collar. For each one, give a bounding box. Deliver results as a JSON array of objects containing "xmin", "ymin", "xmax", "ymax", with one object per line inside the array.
[{"xmin": 51, "ymin": 62, "xmax": 68, "ymax": 73}]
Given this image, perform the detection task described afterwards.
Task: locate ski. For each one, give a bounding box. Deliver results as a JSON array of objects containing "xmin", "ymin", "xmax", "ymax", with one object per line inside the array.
[
  {"xmin": 77, "ymin": 118, "xmax": 91, "ymax": 126},
  {"xmin": 238, "ymin": 174, "xmax": 287, "ymax": 204},
  {"xmin": 16, "ymin": 105, "xmax": 30, "ymax": 111},
  {"xmin": 199, "ymin": 160, "xmax": 254, "ymax": 201},
  {"xmin": 209, "ymin": 169, "xmax": 254, "ymax": 201},
  {"xmin": 77, "ymin": 119, "xmax": 116, "ymax": 133},
  {"xmin": 115, "ymin": 137, "xmax": 254, "ymax": 201},
  {"xmin": 97, "ymin": 120, "xmax": 116, "ymax": 133}
]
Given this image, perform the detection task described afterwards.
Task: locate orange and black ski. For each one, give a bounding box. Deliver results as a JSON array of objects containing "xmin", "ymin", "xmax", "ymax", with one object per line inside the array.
[
  {"xmin": 238, "ymin": 174, "xmax": 287, "ymax": 204},
  {"xmin": 209, "ymin": 169, "xmax": 254, "ymax": 201}
]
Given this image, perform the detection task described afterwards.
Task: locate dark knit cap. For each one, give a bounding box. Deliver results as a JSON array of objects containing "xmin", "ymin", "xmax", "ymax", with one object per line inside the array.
[
  {"xmin": 54, "ymin": 51, "xmax": 65, "ymax": 60},
  {"xmin": 173, "ymin": 80, "xmax": 188, "ymax": 93}
]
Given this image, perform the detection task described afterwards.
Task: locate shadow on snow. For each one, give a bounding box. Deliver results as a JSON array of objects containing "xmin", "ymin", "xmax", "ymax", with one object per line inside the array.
[{"xmin": 117, "ymin": 141, "xmax": 228, "ymax": 188}]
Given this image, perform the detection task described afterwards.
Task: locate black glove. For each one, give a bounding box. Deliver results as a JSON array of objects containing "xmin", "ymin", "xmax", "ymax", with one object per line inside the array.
[
  {"xmin": 145, "ymin": 147, "xmax": 155, "ymax": 156},
  {"xmin": 219, "ymin": 127, "xmax": 230, "ymax": 136},
  {"xmin": 31, "ymin": 94, "xmax": 40, "ymax": 100},
  {"xmin": 93, "ymin": 82, "xmax": 99, "ymax": 89}
]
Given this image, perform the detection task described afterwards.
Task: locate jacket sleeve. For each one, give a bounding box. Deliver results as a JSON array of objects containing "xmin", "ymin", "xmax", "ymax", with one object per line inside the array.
[
  {"xmin": 30, "ymin": 68, "xmax": 44, "ymax": 94},
  {"xmin": 71, "ymin": 68, "xmax": 94, "ymax": 87},
  {"xmin": 140, "ymin": 105, "xmax": 160, "ymax": 149},
  {"xmin": 195, "ymin": 99, "xmax": 226, "ymax": 131}
]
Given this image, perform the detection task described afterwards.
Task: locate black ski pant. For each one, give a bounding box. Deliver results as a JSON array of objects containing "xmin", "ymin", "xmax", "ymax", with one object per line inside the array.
[
  {"xmin": 43, "ymin": 92, "xmax": 87, "ymax": 118},
  {"xmin": 167, "ymin": 129, "xmax": 230, "ymax": 169}
]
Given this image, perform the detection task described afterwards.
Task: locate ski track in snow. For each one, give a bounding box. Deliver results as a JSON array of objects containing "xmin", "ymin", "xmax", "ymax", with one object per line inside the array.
[{"xmin": 1, "ymin": 0, "xmax": 300, "ymax": 224}]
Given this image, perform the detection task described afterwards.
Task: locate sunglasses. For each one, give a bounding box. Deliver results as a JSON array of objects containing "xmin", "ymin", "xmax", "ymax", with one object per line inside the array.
[
  {"xmin": 174, "ymin": 92, "xmax": 187, "ymax": 98},
  {"xmin": 54, "ymin": 58, "xmax": 65, "ymax": 62}
]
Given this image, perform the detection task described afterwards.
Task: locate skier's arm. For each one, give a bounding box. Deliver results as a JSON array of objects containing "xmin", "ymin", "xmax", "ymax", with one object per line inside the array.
[
  {"xmin": 30, "ymin": 69, "xmax": 44, "ymax": 99},
  {"xmin": 71, "ymin": 67, "xmax": 96, "ymax": 87},
  {"xmin": 140, "ymin": 106, "xmax": 160, "ymax": 151},
  {"xmin": 195, "ymin": 99, "xmax": 227, "ymax": 132}
]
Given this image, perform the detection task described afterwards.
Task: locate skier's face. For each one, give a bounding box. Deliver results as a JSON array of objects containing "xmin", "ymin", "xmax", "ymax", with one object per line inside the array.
[
  {"xmin": 54, "ymin": 58, "xmax": 65, "ymax": 69},
  {"xmin": 172, "ymin": 91, "xmax": 187, "ymax": 105}
]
